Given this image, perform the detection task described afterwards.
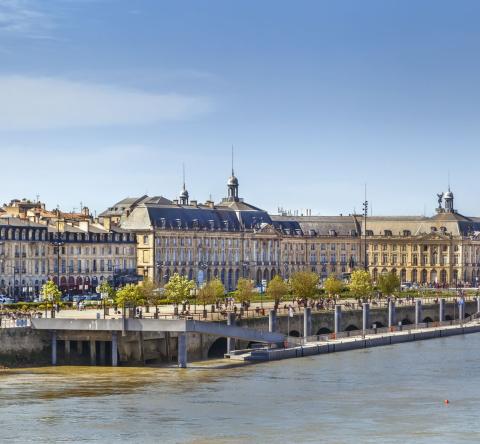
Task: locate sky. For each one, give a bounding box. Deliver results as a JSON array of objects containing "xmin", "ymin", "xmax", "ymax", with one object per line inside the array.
[{"xmin": 1, "ymin": 0, "xmax": 480, "ymax": 217}]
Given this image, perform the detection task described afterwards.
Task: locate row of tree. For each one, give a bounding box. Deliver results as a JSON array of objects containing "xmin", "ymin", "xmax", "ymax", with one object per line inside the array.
[{"xmin": 40, "ymin": 269, "xmax": 401, "ymax": 312}]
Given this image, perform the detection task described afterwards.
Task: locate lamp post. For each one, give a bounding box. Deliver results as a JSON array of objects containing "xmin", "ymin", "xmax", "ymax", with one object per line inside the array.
[
  {"xmin": 362, "ymin": 198, "xmax": 368, "ymax": 272},
  {"xmin": 50, "ymin": 221, "xmax": 65, "ymax": 295}
]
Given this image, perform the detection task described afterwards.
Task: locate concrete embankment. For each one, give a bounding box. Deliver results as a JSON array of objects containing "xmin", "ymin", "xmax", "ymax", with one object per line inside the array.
[
  {"xmin": 0, "ymin": 328, "xmax": 51, "ymax": 367},
  {"xmin": 237, "ymin": 323, "xmax": 480, "ymax": 362}
]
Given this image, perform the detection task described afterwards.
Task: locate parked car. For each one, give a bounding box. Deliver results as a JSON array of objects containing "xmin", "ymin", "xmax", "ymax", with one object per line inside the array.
[{"xmin": 0, "ymin": 296, "xmax": 14, "ymax": 304}]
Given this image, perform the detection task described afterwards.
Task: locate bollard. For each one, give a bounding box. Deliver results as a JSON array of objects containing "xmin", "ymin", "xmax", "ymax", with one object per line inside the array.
[
  {"xmin": 415, "ymin": 299, "xmax": 422, "ymax": 325},
  {"xmin": 112, "ymin": 332, "xmax": 118, "ymax": 367},
  {"xmin": 51, "ymin": 331, "xmax": 57, "ymax": 366},
  {"xmin": 362, "ymin": 303, "xmax": 370, "ymax": 332},
  {"xmin": 334, "ymin": 305, "xmax": 342, "ymax": 334},
  {"xmin": 303, "ymin": 307, "xmax": 312, "ymax": 339},
  {"xmin": 268, "ymin": 309, "xmax": 277, "ymax": 333},
  {"xmin": 178, "ymin": 333, "xmax": 188, "ymax": 368},
  {"xmin": 439, "ymin": 298, "xmax": 446, "ymax": 322},
  {"xmin": 227, "ymin": 312, "xmax": 236, "ymax": 354},
  {"xmin": 388, "ymin": 300, "xmax": 396, "ymax": 328}
]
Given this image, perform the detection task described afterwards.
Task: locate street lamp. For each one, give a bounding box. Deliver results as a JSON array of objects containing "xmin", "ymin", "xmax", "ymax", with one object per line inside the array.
[
  {"xmin": 362, "ymin": 198, "xmax": 368, "ymax": 272},
  {"xmin": 50, "ymin": 223, "xmax": 65, "ymax": 294}
]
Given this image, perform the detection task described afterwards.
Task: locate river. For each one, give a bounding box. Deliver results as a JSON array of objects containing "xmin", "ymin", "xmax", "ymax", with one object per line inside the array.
[{"xmin": 1, "ymin": 334, "xmax": 479, "ymax": 443}]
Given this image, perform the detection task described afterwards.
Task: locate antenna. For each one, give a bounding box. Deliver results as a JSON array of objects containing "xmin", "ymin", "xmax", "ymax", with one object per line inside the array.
[
  {"xmin": 448, "ymin": 171, "xmax": 451, "ymax": 191},
  {"xmin": 231, "ymin": 145, "xmax": 234, "ymax": 176}
]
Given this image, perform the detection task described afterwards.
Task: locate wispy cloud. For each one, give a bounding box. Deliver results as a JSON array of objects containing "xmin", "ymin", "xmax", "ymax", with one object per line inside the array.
[
  {"xmin": 0, "ymin": 0, "xmax": 53, "ymax": 38},
  {"xmin": 0, "ymin": 76, "xmax": 213, "ymax": 130}
]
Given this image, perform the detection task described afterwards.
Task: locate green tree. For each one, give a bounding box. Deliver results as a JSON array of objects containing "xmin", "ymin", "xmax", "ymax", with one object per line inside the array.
[
  {"xmin": 323, "ymin": 274, "xmax": 344, "ymax": 297},
  {"xmin": 41, "ymin": 280, "xmax": 61, "ymax": 306},
  {"xmin": 349, "ymin": 270, "xmax": 373, "ymax": 298},
  {"xmin": 377, "ymin": 272, "xmax": 401, "ymax": 297},
  {"xmin": 266, "ymin": 275, "xmax": 290, "ymax": 311},
  {"xmin": 164, "ymin": 273, "xmax": 196, "ymax": 305},
  {"xmin": 98, "ymin": 281, "xmax": 115, "ymax": 299},
  {"xmin": 197, "ymin": 282, "xmax": 216, "ymax": 310},
  {"xmin": 235, "ymin": 278, "xmax": 255, "ymax": 305},
  {"xmin": 290, "ymin": 271, "xmax": 320, "ymax": 301},
  {"xmin": 209, "ymin": 278, "xmax": 226, "ymax": 302},
  {"xmin": 115, "ymin": 284, "xmax": 144, "ymax": 307}
]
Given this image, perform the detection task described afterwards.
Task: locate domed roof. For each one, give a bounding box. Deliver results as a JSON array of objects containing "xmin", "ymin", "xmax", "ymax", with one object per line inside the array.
[
  {"xmin": 179, "ymin": 188, "xmax": 189, "ymax": 199},
  {"xmin": 228, "ymin": 175, "xmax": 238, "ymax": 186},
  {"xmin": 444, "ymin": 190, "xmax": 454, "ymax": 199}
]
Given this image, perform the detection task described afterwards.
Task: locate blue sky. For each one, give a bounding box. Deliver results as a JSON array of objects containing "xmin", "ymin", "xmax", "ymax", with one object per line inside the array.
[{"xmin": 1, "ymin": 0, "xmax": 480, "ymax": 216}]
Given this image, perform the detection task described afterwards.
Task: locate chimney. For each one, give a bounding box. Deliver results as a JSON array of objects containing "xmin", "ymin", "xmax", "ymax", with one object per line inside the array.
[
  {"xmin": 205, "ymin": 200, "xmax": 215, "ymax": 209},
  {"xmin": 103, "ymin": 217, "xmax": 111, "ymax": 231},
  {"xmin": 190, "ymin": 200, "xmax": 198, "ymax": 207},
  {"xmin": 79, "ymin": 220, "xmax": 89, "ymax": 232}
]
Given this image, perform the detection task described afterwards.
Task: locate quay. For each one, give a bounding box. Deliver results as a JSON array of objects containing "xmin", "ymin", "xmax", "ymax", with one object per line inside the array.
[{"xmin": 2, "ymin": 296, "xmax": 480, "ymax": 368}]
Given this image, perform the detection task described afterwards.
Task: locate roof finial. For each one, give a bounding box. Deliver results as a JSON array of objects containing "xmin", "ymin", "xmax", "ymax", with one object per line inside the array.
[{"xmin": 182, "ymin": 162, "xmax": 186, "ymax": 190}]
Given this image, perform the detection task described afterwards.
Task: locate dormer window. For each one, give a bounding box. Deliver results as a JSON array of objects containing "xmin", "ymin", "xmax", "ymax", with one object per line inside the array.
[
  {"xmin": 329, "ymin": 229, "xmax": 337, "ymax": 236},
  {"xmin": 209, "ymin": 220, "xmax": 215, "ymax": 230},
  {"xmin": 440, "ymin": 226, "xmax": 447, "ymax": 233},
  {"xmin": 430, "ymin": 227, "xmax": 437, "ymax": 233},
  {"xmin": 403, "ymin": 230, "xmax": 411, "ymax": 237},
  {"xmin": 365, "ymin": 230, "xmax": 374, "ymax": 236}
]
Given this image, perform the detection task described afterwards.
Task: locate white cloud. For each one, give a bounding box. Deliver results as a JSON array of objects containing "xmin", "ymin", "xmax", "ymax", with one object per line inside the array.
[
  {"xmin": 0, "ymin": 0, "xmax": 53, "ymax": 38},
  {"xmin": 0, "ymin": 76, "xmax": 213, "ymax": 130}
]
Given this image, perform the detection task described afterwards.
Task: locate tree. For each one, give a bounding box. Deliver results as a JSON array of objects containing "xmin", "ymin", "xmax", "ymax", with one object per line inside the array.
[
  {"xmin": 349, "ymin": 270, "xmax": 373, "ymax": 299},
  {"xmin": 377, "ymin": 272, "xmax": 401, "ymax": 297},
  {"xmin": 209, "ymin": 278, "xmax": 226, "ymax": 302},
  {"xmin": 290, "ymin": 271, "xmax": 319, "ymax": 301},
  {"xmin": 235, "ymin": 278, "xmax": 255, "ymax": 305},
  {"xmin": 98, "ymin": 281, "xmax": 115, "ymax": 300},
  {"xmin": 266, "ymin": 275, "xmax": 289, "ymax": 311},
  {"xmin": 139, "ymin": 278, "xmax": 160, "ymax": 308},
  {"xmin": 323, "ymin": 274, "xmax": 344, "ymax": 297},
  {"xmin": 115, "ymin": 284, "xmax": 144, "ymax": 307},
  {"xmin": 41, "ymin": 280, "xmax": 61, "ymax": 306},
  {"xmin": 197, "ymin": 282, "xmax": 216, "ymax": 310},
  {"xmin": 164, "ymin": 273, "xmax": 196, "ymax": 305}
]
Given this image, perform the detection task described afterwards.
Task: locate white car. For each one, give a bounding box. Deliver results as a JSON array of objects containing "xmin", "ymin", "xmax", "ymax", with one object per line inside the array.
[{"xmin": 0, "ymin": 296, "xmax": 14, "ymax": 304}]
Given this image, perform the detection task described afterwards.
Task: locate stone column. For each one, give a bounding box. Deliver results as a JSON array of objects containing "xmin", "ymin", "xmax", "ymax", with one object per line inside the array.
[
  {"xmin": 64, "ymin": 340, "xmax": 71, "ymax": 361},
  {"xmin": 388, "ymin": 300, "xmax": 396, "ymax": 328},
  {"xmin": 362, "ymin": 303, "xmax": 370, "ymax": 332},
  {"xmin": 178, "ymin": 333, "xmax": 187, "ymax": 369},
  {"xmin": 439, "ymin": 298, "xmax": 446, "ymax": 322},
  {"xmin": 334, "ymin": 305, "xmax": 342, "ymax": 334},
  {"xmin": 303, "ymin": 307, "xmax": 312, "ymax": 339},
  {"xmin": 90, "ymin": 340, "xmax": 97, "ymax": 366},
  {"xmin": 268, "ymin": 309, "xmax": 277, "ymax": 333},
  {"xmin": 415, "ymin": 299, "xmax": 422, "ymax": 325},
  {"xmin": 111, "ymin": 332, "xmax": 118, "ymax": 367},
  {"xmin": 99, "ymin": 341, "xmax": 106, "ymax": 366},
  {"xmin": 77, "ymin": 340, "xmax": 83, "ymax": 355},
  {"xmin": 227, "ymin": 312, "xmax": 236, "ymax": 354},
  {"xmin": 51, "ymin": 331, "xmax": 57, "ymax": 366},
  {"xmin": 459, "ymin": 299, "xmax": 465, "ymax": 322}
]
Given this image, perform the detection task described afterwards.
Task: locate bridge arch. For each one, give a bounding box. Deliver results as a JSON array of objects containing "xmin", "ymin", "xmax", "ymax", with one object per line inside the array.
[
  {"xmin": 423, "ymin": 317, "xmax": 433, "ymax": 323},
  {"xmin": 345, "ymin": 325, "xmax": 359, "ymax": 332},
  {"xmin": 317, "ymin": 327, "xmax": 332, "ymax": 335},
  {"xmin": 207, "ymin": 338, "xmax": 227, "ymax": 358},
  {"xmin": 401, "ymin": 318, "xmax": 412, "ymax": 325},
  {"xmin": 289, "ymin": 330, "xmax": 300, "ymax": 337}
]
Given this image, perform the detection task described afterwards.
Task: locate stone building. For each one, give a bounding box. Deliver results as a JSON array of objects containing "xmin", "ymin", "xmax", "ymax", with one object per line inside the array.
[{"xmin": 0, "ymin": 218, "xmax": 49, "ymax": 298}]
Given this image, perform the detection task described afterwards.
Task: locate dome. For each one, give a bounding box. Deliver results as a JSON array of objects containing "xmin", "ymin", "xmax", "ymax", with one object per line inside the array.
[
  {"xmin": 444, "ymin": 191, "xmax": 453, "ymax": 199},
  {"xmin": 228, "ymin": 175, "xmax": 238, "ymax": 186},
  {"xmin": 179, "ymin": 188, "xmax": 189, "ymax": 199}
]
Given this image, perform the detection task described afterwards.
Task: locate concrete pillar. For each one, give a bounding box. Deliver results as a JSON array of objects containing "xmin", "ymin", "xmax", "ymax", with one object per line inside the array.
[
  {"xmin": 388, "ymin": 300, "xmax": 396, "ymax": 328},
  {"xmin": 415, "ymin": 299, "xmax": 422, "ymax": 325},
  {"xmin": 51, "ymin": 331, "xmax": 57, "ymax": 366},
  {"xmin": 64, "ymin": 340, "xmax": 71, "ymax": 360},
  {"xmin": 362, "ymin": 303, "xmax": 370, "ymax": 331},
  {"xmin": 99, "ymin": 341, "xmax": 106, "ymax": 366},
  {"xmin": 268, "ymin": 309, "xmax": 277, "ymax": 333},
  {"xmin": 439, "ymin": 298, "xmax": 446, "ymax": 322},
  {"xmin": 90, "ymin": 340, "xmax": 97, "ymax": 366},
  {"xmin": 334, "ymin": 305, "xmax": 342, "ymax": 334},
  {"xmin": 459, "ymin": 299, "xmax": 465, "ymax": 322},
  {"xmin": 77, "ymin": 340, "xmax": 83, "ymax": 355},
  {"xmin": 477, "ymin": 296, "xmax": 480, "ymax": 314},
  {"xmin": 178, "ymin": 333, "xmax": 187, "ymax": 369},
  {"xmin": 303, "ymin": 307, "xmax": 312, "ymax": 338},
  {"xmin": 111, "ymin": 332, "xmax": 118, "ymax": 367},
  {"xmin": 227, "ymin": 312, "xmax": 236, "ymax": 354}
]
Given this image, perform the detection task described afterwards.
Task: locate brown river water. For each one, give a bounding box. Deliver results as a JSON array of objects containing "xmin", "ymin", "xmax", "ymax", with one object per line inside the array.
[{"xmin": 1, "ymin": 334, "xmax": 480, "ymax": 443}]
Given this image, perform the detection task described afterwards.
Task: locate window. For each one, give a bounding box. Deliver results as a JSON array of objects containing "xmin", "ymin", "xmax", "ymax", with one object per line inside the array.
[
  {"xmin": 384, "ymin": 230, "xmax": 392, "ymax": 236},
  {"xmin": 403, "ymin": 230, "xmax": 411, "ymax": 237},
  {"xmin": 143, "ymin": 235, "xmax": 148, "ymax": 245}
]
